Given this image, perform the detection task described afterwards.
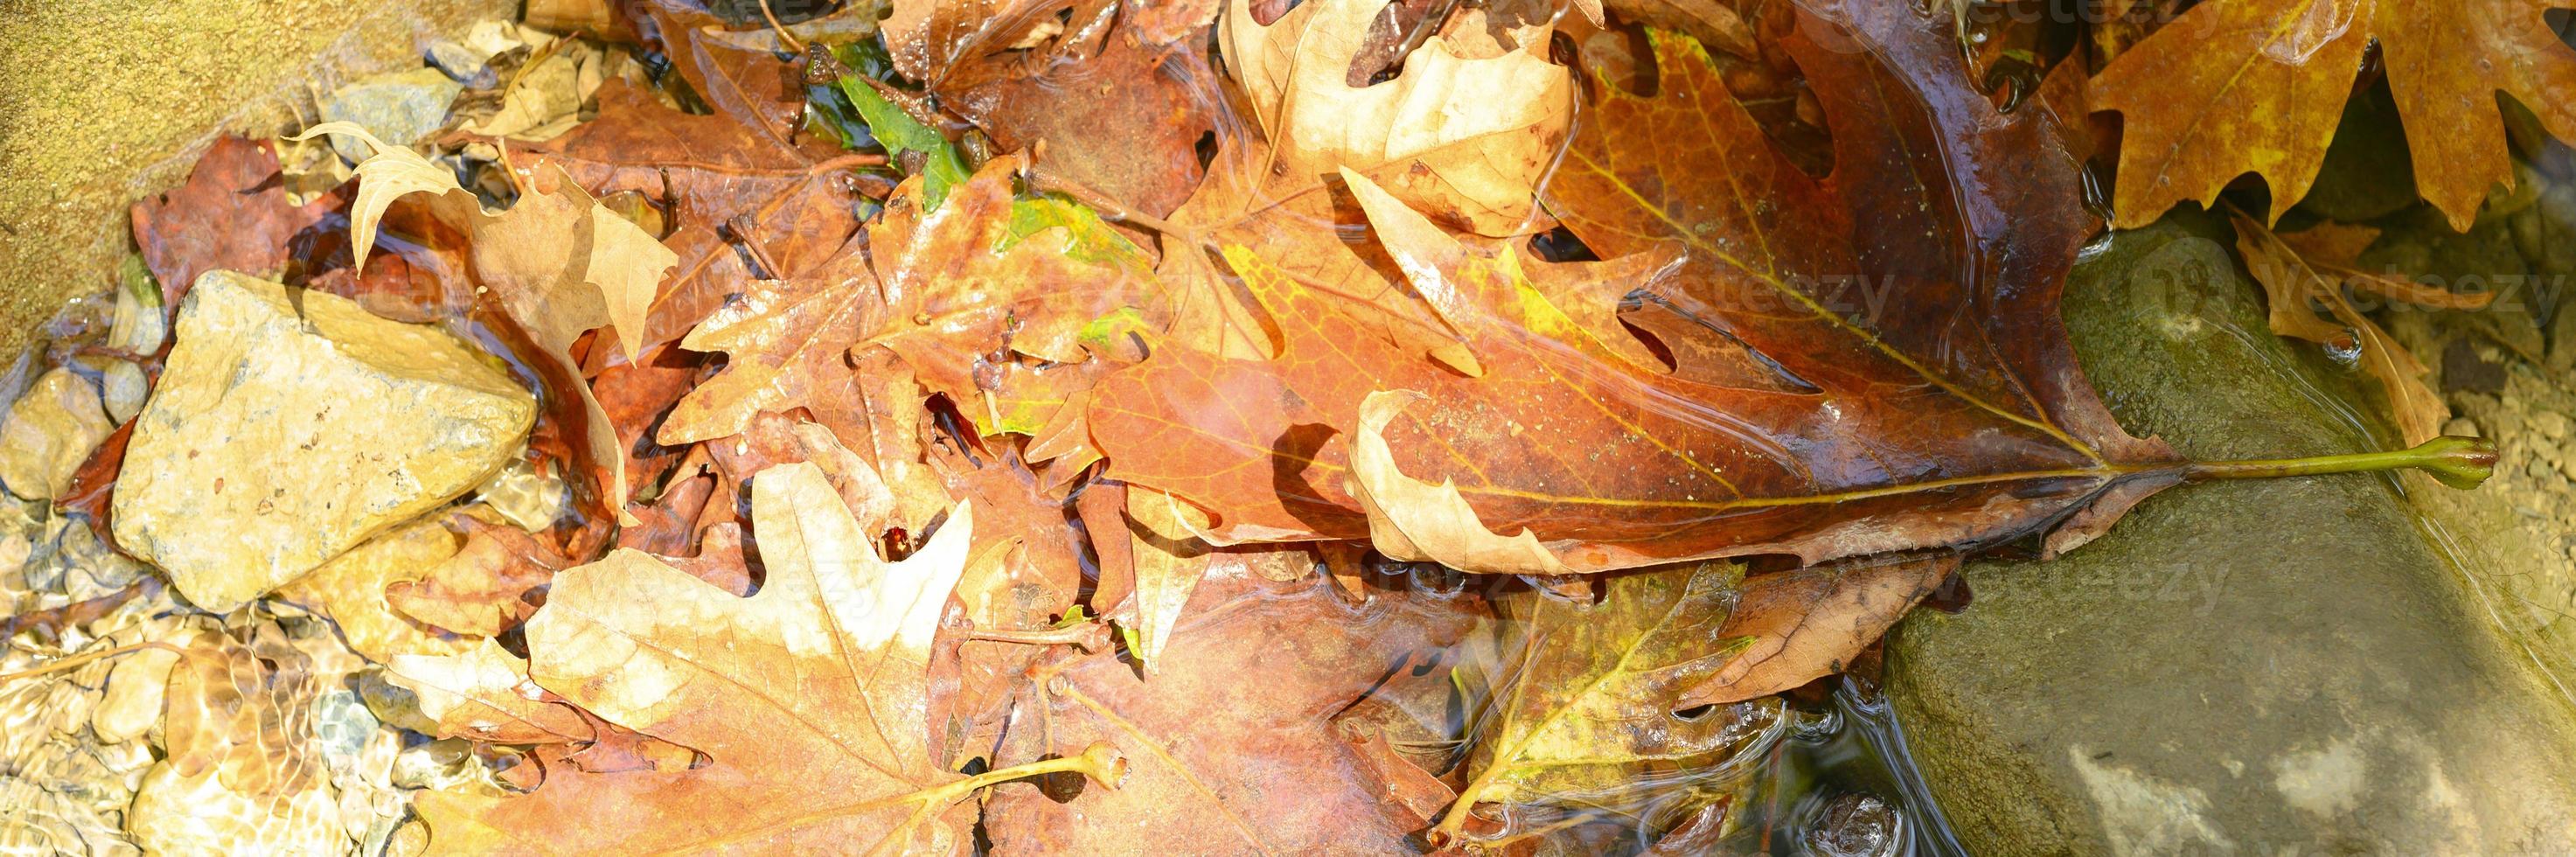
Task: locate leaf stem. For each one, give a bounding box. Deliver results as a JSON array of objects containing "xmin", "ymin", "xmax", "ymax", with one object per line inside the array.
[
  {"xmin": 964, "ymin": 622, "xmax": 1112, "ymax": 651},
  {"xmin": 0, "ymin": 642, "xmax": 188, "ymax": 685},
  {"xmin": 2183, "ymin": 435, "xmax": 2496, "ymax": 491},
  {"xmin": 922, "ymin": 742, "xmax": 1127, "ymax": 803}
]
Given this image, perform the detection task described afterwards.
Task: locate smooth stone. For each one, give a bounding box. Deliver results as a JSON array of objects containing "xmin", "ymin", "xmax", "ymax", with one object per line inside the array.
[
  {"xmin": 0, "ymin": 367, "xmax": 113, "ymax": 501},
  {"xmin": 423, "ymin": 38, "xmax": 499, "ymax": 88},
  {"xmin": 111, "ymin": 271, "xmax": 534, "ymax": 613},
  {"xmin": 1886, "ymin": 213, "xmax": 2576, "ymax": 854},
  {"xmin": 318, "ymin": 66, "xmax": 463, "ymax": 162}
]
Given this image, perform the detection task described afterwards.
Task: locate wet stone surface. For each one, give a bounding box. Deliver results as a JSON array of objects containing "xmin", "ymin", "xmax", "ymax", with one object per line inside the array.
[{"xmin": 1885, "ymin": 213, "xmax": 2576, "ymax": 854}]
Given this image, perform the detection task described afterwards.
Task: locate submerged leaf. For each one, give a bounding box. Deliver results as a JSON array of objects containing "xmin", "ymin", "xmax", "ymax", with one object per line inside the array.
[{"xmin": 1439, "ymin": 564, "xmax": 1784, "ymax": 844}]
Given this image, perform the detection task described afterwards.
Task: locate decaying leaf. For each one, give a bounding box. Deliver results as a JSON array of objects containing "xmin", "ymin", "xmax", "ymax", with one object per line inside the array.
[
  {"xmin": 2230, "ymin": 212, "xmax": 2450, "ymax": 444},
  {"xmin": 386, "ymin": 510, "xmax": 577, "ymax": 638},
  {"xmin": 1681, "ymin": 554, "xmax": 1956, "ymax": 706},
  {"xmin": 412, "ymin": 462, "xmax": 1124, "ymax": 852},
  {"xmin": 2092, "ymin": 0, "xmax": 2576, "ymax": 229}
]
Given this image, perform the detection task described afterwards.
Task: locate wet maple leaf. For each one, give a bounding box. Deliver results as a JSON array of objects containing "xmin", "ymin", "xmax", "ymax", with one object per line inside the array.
[
  {"xmin": 2092, "ymin": 0, "xmax": 2576, "ymax": 230},
  {"xmin": 938, "ymin": 0, "xmax": 1224, "ymax": 219},
  {"xmin": 129, "ymin": 136, "xmax": 339, "ymax": 308},
  {"xmin": 527, "ymin": 80, "xmax": 874, "ymax": 349},
  {"xmin": 862, "ymin": 154, "xmax": 1156, "ymax": 415},
  {"xmin": 1090, "ymin": 3, "xmax": 2185, "ymax": 574},
  {"xmin": 655, "ymin": 236, "xmax": 878, "ymax": 447},
  {"xmin": 982, "ymin": 559, "xmax": 1479, "ymax": 854},
  {"xmin": 414, "ymin": 462, "xmax": 1125, "ymax": 852},
  {"xmin": 658, "ymin": 154, "xmax": 1150, "ymax": 449}
]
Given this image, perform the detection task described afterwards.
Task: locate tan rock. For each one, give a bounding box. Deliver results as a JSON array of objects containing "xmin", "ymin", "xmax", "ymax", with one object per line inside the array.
[
  {"xmin": 0, "ymin": 367, "xmax": 115, "ymax": 501},
  {"xmin": 112, "ymin": 271, "xmax": 535, "ymax": 613}
]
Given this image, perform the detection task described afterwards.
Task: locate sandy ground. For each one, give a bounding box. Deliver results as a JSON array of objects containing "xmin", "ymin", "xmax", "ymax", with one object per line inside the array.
[{"xmin": 0, "ymin": 0, "xmax": 512, "ymax": 357}]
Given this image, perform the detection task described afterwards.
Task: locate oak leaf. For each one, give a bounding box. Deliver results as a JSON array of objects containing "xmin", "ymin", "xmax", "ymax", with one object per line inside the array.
[
  {"xmin": 413, "ymin": 461, "xmax": 1124, "ymax": 853},
  {"xmin": 2092, "ymin": 0, "xmax": 2576, "ymax": 230}
]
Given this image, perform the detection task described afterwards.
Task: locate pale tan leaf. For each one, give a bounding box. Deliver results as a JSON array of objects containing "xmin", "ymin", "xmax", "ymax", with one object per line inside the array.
[
  {"xmin": 1220, "ymin": 0, "xmax": 1573, "ymax": 233},
  {"xmin": 1347, "ymin": 389, "xmax": 1567, "ymax": 575}
]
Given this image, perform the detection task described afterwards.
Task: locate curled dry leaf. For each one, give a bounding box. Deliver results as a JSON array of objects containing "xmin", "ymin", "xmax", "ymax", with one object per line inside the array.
[
  {"xmin": 1221, "ymin": 0, "xmax": 1573, "ymax": 233},
  {"xmin": 2092, "ymin": 0, "xmax": 2576, "ymax": 230},
  {"xmin": 1117, "ymin": 485, "xmax": 1213, "ymax": 673},
  {"xmin": 413, "ymin": 462, "xmax": 1125, "ymax": 852},
  {"xmin": 1348, "ymin": 389, "xmax": 1566, "ymax": 575}
]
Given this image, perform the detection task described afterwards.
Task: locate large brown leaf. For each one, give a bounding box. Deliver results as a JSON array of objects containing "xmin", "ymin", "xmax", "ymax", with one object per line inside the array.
[
  {"xmin": 2092, "ymin": 0, "xmax": 2576, "ymax": 230},
  {"xmin": 1090, "ymin": 4, "xmax": 2183, "ymax": 574},
  {"xmin": 413, "ymin": 462, "xmax": 1125, "ymax": 852}
]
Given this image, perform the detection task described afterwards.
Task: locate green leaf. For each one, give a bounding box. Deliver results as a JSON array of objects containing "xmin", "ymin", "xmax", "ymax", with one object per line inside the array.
[
  {"xmin": 836, "ymin": 76, "xmax": 970, "ymax": 208},
  {"xmin": 1004, "ymin": 196, "xmax": 1145, "ymax": 263}
]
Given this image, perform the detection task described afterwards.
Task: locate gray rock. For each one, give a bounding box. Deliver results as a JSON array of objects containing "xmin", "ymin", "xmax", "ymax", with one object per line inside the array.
[
  {"xmin": 111, "ymin": 271, "xmax": 534, "ymax": 613},
  {"xmin": 318, "ymin": 66, "xmax": 463, "ymax": 162},
  {"xmin": 422, "ymin": 38, "xmax": 498, "ymax": 88},
  {"xmin": 1886, "ymin": 214, "xmax": 2576, "ymax": 854}
]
